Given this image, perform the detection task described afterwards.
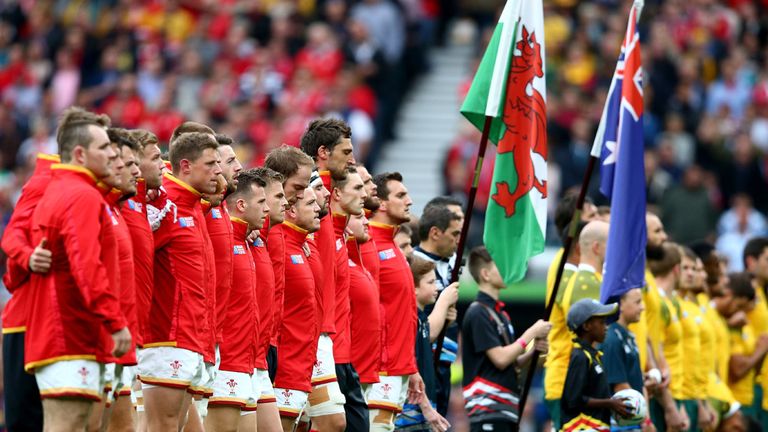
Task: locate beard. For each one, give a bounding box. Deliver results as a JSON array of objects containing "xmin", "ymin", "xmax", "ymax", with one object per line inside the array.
[
  {"xmin": 646, "ymin": 243, "xmax": 665, "ymax": 261},
  {"xmin": 318, "ymin": 202, "xmax": 330, "ymax": 219},
  {"xmin": 364, "ymin": 196, "xmax": 381, "ymax": 213}
]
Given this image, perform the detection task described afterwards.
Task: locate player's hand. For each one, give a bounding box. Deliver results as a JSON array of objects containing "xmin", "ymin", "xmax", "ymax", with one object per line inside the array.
[
  {"xmin": 533, "ymin": 337, "xmax": 549, "ymax": 353},
  {"xmin": 641, "ymin": 419, "xmax": 656, "ymax": 432},
  {"xmin": 610, "ymin": 398, "xmax": 632, "ymax": 418},
  {"xmin": 531, "ymin": 319, "xmax": 552, "ymax": 339},
  {"xmin": 422, "ymin": 404, "xmax": 450, "ymax": 432},
  {"xmin": 111, "ymin": 327, "xmax": 132, "ymax": 358},
  {"xmin": 407, "ymin": 373, "xmax": 425, "ymax": 405},
  {"xmin": 437, "ymin": 282, "xmax": 459, "ymax": 308},
  {"xmin": 446, "ymin": 306, "xmax": 457, "ymax": 323},
  {"xmin": 728, "ymin": 311, "xmax": 747, "ymax": 327},
  {"xmin": 697, "ymin": 401, "xmax": 715, "ymax": 431},
  {"xmin": 247, "ymin": 230, "xmax": 260, "ymax": 244},
  {"xmin": 29, "ymin": 238, "xmax": 51, "ymax": 273}
]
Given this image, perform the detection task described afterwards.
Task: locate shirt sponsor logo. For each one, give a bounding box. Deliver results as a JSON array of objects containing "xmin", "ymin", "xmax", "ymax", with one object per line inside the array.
[
  {"xmin": 290, "ymin": 254, "xmax": 305, "ymax": 264},
  {"xmin": 234, "ymin": 245, "xmax": 247, "ymax": 255},
  {"xmin": 336, "ymin": 238, "xmax": 343, "ymax": 251},
  {"xmin": 211, "ymin": 208, "xmax": 222, "ymax": 219},
  {"xmin": 179, "ymin": 217, "xmax": 195, "ymax": 228},
  {"xmin": 127, "ymin": 199, "xmax": 143, "ymax": 213},
  {"xmin": 379, "ymin": 249, "xmax": 396, "ymax": 261}
]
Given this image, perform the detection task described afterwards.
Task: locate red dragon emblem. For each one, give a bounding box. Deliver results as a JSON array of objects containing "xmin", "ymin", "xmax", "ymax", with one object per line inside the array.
[{"xmin": 492, "ymin": 25, "xmax": 548, "ymax": 217}]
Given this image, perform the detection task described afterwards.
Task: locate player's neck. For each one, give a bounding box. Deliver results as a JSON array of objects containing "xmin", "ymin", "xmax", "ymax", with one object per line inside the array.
[
  {"xmin": 479, "ymin": 284, "xmax": 500, "ymax": 300},
  {"xmin": 418, "ymin": 240, "xmax": 441, "ymax": 257}
]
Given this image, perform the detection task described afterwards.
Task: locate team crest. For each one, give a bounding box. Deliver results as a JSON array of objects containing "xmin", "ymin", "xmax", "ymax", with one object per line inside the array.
[
  {"xmin": 227, "ymin": 379, "xmax": 238, "ymax": 396},
  {"xmin": 78, "ymin": 367, "xmax": 90, "ymax": 385},
  {"xmin": 381, "ymin": 383, "xmax": 392, "ymax": 398},
  {"xmin": 179, "ymin": 217, "xmax": 195, "ymax": 228},
  {"xmin": 378, "ymin": 249, "xmax": 396, "ymax": 261},
  {"xmin": 281, "ymin": 389, "xmax": 293, "ymax": 405},
  {"xmin": 170, "ymin": 360, "xmax": 183, "ymax": 377}
]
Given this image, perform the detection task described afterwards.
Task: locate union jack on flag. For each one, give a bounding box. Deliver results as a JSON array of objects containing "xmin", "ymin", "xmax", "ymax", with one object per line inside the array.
[{"xmin": 591, "ymin": 0, "xmax": 648, "ymax": 303}]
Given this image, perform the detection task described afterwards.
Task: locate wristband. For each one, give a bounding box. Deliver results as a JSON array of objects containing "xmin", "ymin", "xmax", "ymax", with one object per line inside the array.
[{"xmin": 516, "ymin": 337, "xmax": 527, "ymax": 350}]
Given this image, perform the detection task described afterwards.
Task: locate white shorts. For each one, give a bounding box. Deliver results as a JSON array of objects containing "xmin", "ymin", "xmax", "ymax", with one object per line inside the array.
[
  {"xmin": 35, "ymin": 359, "xmax": 105, "ymax": 401},
  {"xmin": 242, "ymin": 368, "xmax": 276, "ymax": 414},
  {"xmin": 311, "ymin": 334, "xmax": 337, "ymax": 385},
  {"xmin": 209, "ymin": 370, "xmax": 253, "ymax": 409},
  {"xmin": 137, "ymin": 346, "xmax": 206, "ymax": 391},
  {"xmin": 366, "ymin": 375, "xmax": 409, "ymax": 413},
  {"xmin": 274, "ymin": 387, "xmax": 309, "ymax": 419},
  {"xmin": 117, "ymin": 365, "xmax": 137, "ymax": 398}
]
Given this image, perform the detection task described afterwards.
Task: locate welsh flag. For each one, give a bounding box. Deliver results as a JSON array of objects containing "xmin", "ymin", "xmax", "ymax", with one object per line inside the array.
[{"xmin": 460, "ymin": 0, "xmax": 548, "ymax": 284}]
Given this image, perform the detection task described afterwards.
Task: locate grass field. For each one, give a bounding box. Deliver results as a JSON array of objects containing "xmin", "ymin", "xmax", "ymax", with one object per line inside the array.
[{"xmin": 457, "ymin": 273, "xmax": 546, "ymax": 303}]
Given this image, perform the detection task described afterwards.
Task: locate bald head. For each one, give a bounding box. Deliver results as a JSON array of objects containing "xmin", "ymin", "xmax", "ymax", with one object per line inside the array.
[{"xmin": 579, "ymin": 220, "xmax": 609, "ymax": 264}]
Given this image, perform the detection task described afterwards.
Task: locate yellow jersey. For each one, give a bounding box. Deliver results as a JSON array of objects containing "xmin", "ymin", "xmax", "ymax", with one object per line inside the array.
[
  {"xmin": 729, "ymin": 325, "xmax": 756, "ymax": 406},
  {"xmin": 695, "ymin": 293, "xmax": 717, "ymax": 381},
  {"xmin": 543, "ymin": 263, "xmax": 578, "ymax": 401},
  {"xmin": 659, "ymin": 289, "xmax": 684, "ymax": 399},
  {"xmin": 707, "ymin": 301, "xmax": 732, "ymax": 385},
  {"xmin": 749, "ymin": 284, "xmax": 768, "ymax": 409},
  {"xmin": 629, "ymin": 270, "xmax": 661, "ymax": 371},
  {"xmin": 679, "ymin": 297, "xmax": 707, "ymax": 399}
]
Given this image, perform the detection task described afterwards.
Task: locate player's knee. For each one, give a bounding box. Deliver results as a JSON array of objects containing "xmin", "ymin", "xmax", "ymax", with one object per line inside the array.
[{"xmin": 369, "ymin": 409, "xmax": 395, "ymax": 432}]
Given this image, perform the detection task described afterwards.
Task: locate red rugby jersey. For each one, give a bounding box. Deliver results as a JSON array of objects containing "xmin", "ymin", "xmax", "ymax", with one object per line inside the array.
[
  {"xmin": 347, "ymin": 239, "xmax": 381, "ymax": 383},
  {"xmin": 1, "ymin": 153, "xmax": 58, "ymax": 334},
  {"xmin": 219, "ymin": 217, "xmax": 259, "ymax": 373},
  {"xmin": 360, "ymin": 209, "xmax": 381, "ymax": 284},
  {"xmin": 252, "ymin": 219, "xmax": 275, "ymax": 369},
  {"xmin": 318, "ymin": 171, "xmax": 338, "ymax": 334},
  {"xmin": 24, "ymin": 165, "xmax": 127, "ymax": 371},
  {"xmin": 204, "ymin": 202, "xmax": 233, "ymax": 345},
  {"xmin": 147, "ymin": 173, "xmax": 216, "ymax": 363},
  {"xmin": 267, "ymin": 223, "xmax": 285, "ymax": 347},
  {"xmin": 306, "ymin": 234, "xmax": 325, "ymax": 324},
  {"xmin": 122, "ymin": 179, "xmax": 153, "ymax": 345},
  {"xmin": 369, "ymin": 221, "xmax": 417, "ymax": 376},
  {"xmin": 331, "ymin": 213, "xmax": 352, "ymax": 363},
  {"xmin": 274, "ymin": 222, "xmax": 319, "ymax": 393},
  {"xmin": 107, "ymin": 191, "xmax": 138, "ymax": 364}
]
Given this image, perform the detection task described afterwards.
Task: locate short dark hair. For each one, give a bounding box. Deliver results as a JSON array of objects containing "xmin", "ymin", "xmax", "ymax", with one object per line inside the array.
[
  {"xmin": 373, "ymin": 172, "xmax": 403, "ymax": 201},
  {"xmin": 170, "ymin": 121, "xmax": 215, "ymax": 147},
  {"xmin": 468, "ymin": 245, "xmax": 493, "ymax": 283},
  {"xmin": 649, "ymin": 242, "xmax": 681, "ymax": 277},
  {"xmin": 418, "ymin": 206, "xmax": 462, "ymax": 241},
  {"xmin": 300, "ymin": 118, "xmax": 352, "ymax": 160},
  {"xmin": 398, "ymin": 222, "xmax": 413, "ymax": 239},
  {"xmin": 215, "ymin": 133, "xmax": 233, "ymax": 146},
  {"xmin": 408, "ymin": 255, "xmax": 435, "ymax": 286},
  {"xmin": 424, "ymin": 196, "xmax": 463, "ymax": 213},
  {"xmin": 554, "ymin": 191, "xmax": 594, "ymax": 235},
  {"xmin": 264, "ymin": 145, "xmax": 314, "ymax": 183},
  {"xmin": 226, "ymin": 169, "xmax": 267, "ymax": 206},
  {"xmin": 107, "ymin": 127, "xmax": 140, "ymax": 152},
  {"xmin": 252, "ymin": 167, "xmax": 284, "ymax": 186},
  {"xmin": 56, "ymin": 107, "xmax": 111, "ymax": 162},
  {"xmin": 331, "ymin": 166, "xmax": 361, "ymax": 191},
  {"xmin": 743, "ymin": 237, "xmax": 768, "ymax": 270},
  {"xmin": 128, "ymin": 129, "xmax": 159, "ymax": 154},
  {"xmin": 679, "ymin": 245, "xmax": 698, "ymax": 262},
  {"xmin": 728, "ymin": 272, "xmax": 756, "ymax": 301},
  {"xmin": 169, "ymin": 132, "xmax": 219, "ymax": 173}
]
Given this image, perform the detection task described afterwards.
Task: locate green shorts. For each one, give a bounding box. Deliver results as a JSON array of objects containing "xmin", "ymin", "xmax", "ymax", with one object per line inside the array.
[
  {"xmin": 545, "ymin": 399, "xmax": 561, "ymax": 430},
  {"xmin": 679, "ymin": 399, "xmax": 698, "ymax": 432}
]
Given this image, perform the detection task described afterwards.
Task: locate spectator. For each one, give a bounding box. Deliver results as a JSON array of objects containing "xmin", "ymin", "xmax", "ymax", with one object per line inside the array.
[
  {"xmin": 661, "ymin": 164, "xmax": 718, "ymax": 244},
  {"xmin": 716, "ymin": 195, "xmax": 768, "ymax": 271}
]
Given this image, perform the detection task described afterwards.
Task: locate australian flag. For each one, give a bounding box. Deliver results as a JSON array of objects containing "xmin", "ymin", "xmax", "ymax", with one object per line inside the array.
[{"xmin": 591, "ymin": 1, "xmax": 648, "ymax": 303}]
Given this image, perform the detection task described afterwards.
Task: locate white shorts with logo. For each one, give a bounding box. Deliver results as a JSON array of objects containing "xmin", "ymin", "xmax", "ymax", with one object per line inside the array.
[
  {"xmin": 137, "ymin": 346, "xmax": 206, "ymax": 391},
  {"xmin": 274, "ymin": 387, "xmax": 309, "ymax": 419},
  {"xmin": 209, "ymin": 370, "xmax": 253, "ymax": 409},
  {"xmin": 366, "ymin": 375, "xmax": 409, "ymax": 413},
  {"xmin": 303, "ymin": 334, "xmax": 346, "ymax": 417},
  {"xmin": 35, "ymin": 359, "xmax": 106, "ymax": 402}
]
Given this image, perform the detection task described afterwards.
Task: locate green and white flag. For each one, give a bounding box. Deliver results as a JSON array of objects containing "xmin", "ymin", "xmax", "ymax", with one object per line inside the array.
[{"xmin": 460, "ymin": 0, "xmax": 548, "ymax": 284}]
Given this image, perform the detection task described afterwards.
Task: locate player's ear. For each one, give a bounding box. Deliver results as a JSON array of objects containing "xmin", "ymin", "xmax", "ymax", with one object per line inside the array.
[{"xmin": 318, "ymin": 145, "xmax": 329, "ymax": 161}]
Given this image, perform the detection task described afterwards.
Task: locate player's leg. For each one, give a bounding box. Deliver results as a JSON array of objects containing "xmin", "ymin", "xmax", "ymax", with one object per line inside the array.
[
  {"xmin": 107, "ymin": 365, "xmax": 137, "ymax": 432},
  {"xmin": 253, "ymin": 368, "xmax": 282, "ymax": 432},
  {"xmin": 132, "ymin": 380, "xmax": 147, "ymax": 432},
  {"xmin": 366, "ymin": 375, "xmax": 407, "ymax": 432},
  {"xmin": 204, "ymin": 406, "xmax": 242, "ymax": 432},
  {"xmin": 3, "ymin": 332, "xmax": 43, "ymax": 431},
  {"xmin": 36, "ymin": 359, "xmax": 104, "ymax": 432},
  {"xmin": 205, "ymin": 370, "xmax": 252, "ymax": 432},
  {"xmin": 181, "ymin": 396, "xmax": 205, "ymax": 432},
  {"xmin": 43, "ymin": 398, "xmax": 96, "ymax": 432},
  {"xmin": 307, "ymin": 335, "xmax": 346, "ymax": 432}
]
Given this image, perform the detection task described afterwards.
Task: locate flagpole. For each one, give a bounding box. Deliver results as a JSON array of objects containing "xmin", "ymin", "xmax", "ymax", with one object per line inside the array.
[
  {"xmin": 433, "ymin": 115, "xmax": 493, "ymax": 368},
  {"xmin": 512, "ymin": 155, "xmax": 598, "ymax": 430}
]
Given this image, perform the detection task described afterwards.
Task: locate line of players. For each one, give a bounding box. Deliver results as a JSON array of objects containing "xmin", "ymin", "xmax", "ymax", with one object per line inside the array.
[
  {"xmin": 543, "ymin": 194, "xmax": 768, "ymax": 431},
  {"xmin": 1, "ymin": 107, "xmax": 456, "ymax": 432}
]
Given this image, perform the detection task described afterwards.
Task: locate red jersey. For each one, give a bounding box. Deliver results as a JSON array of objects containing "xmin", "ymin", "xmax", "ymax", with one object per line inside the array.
[
  {"xmin": 347, "ymin": 239, "xmax": 381, "ymax": 383},
  {"xmin": 1, "ymin": 153, "xmax": 58, "ymax": 334},
  {"xmin": 24, "ymin": 165, "xmax": 127, "ymax": 371},
  {"xmin": 147, "ymin": 173, "xmax": 216, "ymax": 362},
  {"xmin": 274, "ymin": 222, "xmax": 319, "ymax": 392},
  {"xmin": 219, "ymin": 217, "xmax": 259, "ymax": 373},
  {"xmin": 252, "ymin": 220, "xmax": 275, "ymax": 369},
  {"xmin": 318, "ymin": 171, "xmax": 338, "ymax": 335},
  {"xmin": 369, "ymin": 221, "xmax": 417, "ymax": 376},
  {"xmin": 107, "ymin": 191, "xmax": 138, "ymax": 364},
  {"xmin": 204, "ymin": 202, "xmax": 233, "ymax": 345},
  {"xmin": 360, "ymin": 210, "xmax": 381, "ymax": 284},
  {"xmin": 306, "ymin": 234, "xmax": 326, "ymax": 323},
  {"xmin": 267, "ymin": 223, "xmax": 285, "ymax": 346},
  {"xmin": 331, "ymin": 213, "xmax": 352, "ymax": 363},
  {"xmin": 122, "ymin": 179, "xmax": 153, "ymax": 345}
]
